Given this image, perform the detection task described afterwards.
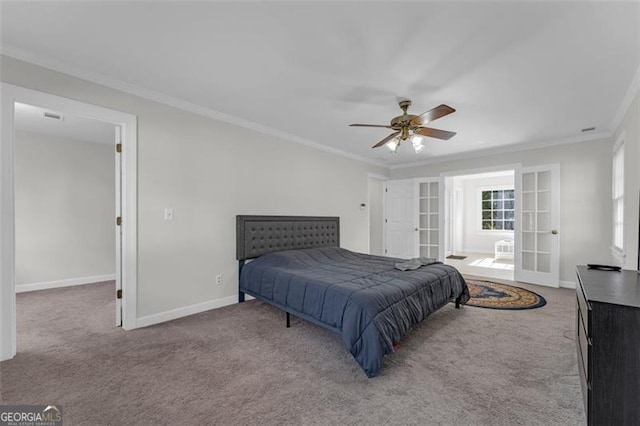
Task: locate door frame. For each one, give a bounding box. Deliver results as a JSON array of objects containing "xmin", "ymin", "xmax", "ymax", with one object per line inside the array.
[
  {"xmin": 367, "ymin": 173, "xmax": 388, "ymax": 255},
  {"xmin": 440, "ymin": 164, "xmax": 520, "ymax": 272},
  {"xmin": 0, "ymin": 83, "xmax": 138, "ymax": 361},
  {"xmin": 444, "ymin": 176, "xmax": 454, "ymax": 258}
]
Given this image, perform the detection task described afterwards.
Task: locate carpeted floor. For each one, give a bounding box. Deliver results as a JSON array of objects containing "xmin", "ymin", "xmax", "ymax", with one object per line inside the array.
[{"xmin": 1, "ymin": 278, "xmax": 585, "ymax": 425}]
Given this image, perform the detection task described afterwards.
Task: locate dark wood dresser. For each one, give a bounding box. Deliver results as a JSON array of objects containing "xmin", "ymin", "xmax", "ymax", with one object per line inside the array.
[{"xmin": 576, "ymin": 266, "xmax": 640, "ymax": 425}]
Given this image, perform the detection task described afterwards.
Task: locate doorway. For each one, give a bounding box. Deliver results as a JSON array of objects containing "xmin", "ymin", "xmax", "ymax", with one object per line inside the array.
[
  {"xmin": 14, "ymin": 101, "xmax": 119, "ymax": 310},
  {"xmin": 0, "ymin": 83, "xmax": 138, "ymax": 361},
  {"xmin": 443, "ymin": 169, "xmax": 516, "ymax": 281}
]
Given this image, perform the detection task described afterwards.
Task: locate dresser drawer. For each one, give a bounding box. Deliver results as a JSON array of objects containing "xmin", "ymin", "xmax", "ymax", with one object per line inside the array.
[
  {"xmin": 576, "ymin": 278, "xmax": 591, "ymax": 334},
  {"xmin": 576, "ymin": 303, "xmax": 590, "ymax": 415},
  {"xmin": 576, "ymin": 306, "xmax": 589, "ymax": 375}
]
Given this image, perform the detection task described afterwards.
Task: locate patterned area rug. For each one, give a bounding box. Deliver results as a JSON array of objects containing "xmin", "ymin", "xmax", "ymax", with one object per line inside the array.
[{"xmin": 465, "ymin": 279, "xmax": 546, "ymax": 310}]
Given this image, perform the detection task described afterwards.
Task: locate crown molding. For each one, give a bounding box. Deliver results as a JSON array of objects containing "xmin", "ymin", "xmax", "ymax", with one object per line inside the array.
[
  {"xmin": 0, "ymin": 45, "xmax": 387, "ymax": 168},
  {"xmin": 1, "ymin": 44, "xmax": 631, "ymax": 172},
  {"xmin": 611, "ymin": 63, "xmax": 640, "ymax": 132},
  {"xmin": 389, "ymin": 131, "xmax": 612, "ymax": 170}
]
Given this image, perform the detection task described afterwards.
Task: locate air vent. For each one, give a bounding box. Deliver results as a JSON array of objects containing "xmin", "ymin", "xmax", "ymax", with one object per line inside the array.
[
  {"xmin": 43, "ymin": 112, "xmax": 63, "ymax": 120},
  {"xmin": 581, "ymin": 127, "xmax": 596, "ymax": 132}
]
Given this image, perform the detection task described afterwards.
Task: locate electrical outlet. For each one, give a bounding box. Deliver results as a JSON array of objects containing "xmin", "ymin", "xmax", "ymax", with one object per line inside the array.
[
  {"xmin": 164, "ymin": 208, "xmax": 174, "ymax": 221},
  {"xmin": 215, "ymin": 274, "xmax": 223, "ymax": 285}
]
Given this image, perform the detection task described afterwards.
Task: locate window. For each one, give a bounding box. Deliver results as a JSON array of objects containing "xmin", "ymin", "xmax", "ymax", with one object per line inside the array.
[
  {"xmin": 612, "ymin": 140, "xmax": 624, "ymax": 254},
  {"xmin": 481, "ymin": 189, "xmax": 515, "ymax": 231}
]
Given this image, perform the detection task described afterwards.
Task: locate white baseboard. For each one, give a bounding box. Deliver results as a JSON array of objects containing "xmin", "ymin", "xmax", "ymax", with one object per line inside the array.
[
  {"xmin": 560, "ymin": 280, "xmax": 576, "ymax": 289},
  {"xmin": 136, "ymin": 295, "xmax": 238, "ymax": 328},
  {"xmin": 16, "ymin": 274, "xmax": 116, "ymax": 293}
]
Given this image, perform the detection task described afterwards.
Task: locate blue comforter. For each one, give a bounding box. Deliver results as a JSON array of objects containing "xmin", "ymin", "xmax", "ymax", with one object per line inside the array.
[{"xmin": 239, "ymin": 246, "xmax": 469, "ymax": 377}]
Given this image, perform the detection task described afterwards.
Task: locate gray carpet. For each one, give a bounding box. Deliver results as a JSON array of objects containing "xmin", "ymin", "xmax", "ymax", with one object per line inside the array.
[{"xmin": 1, "ymin": 279, "xmax": 585, "ymax": 425}]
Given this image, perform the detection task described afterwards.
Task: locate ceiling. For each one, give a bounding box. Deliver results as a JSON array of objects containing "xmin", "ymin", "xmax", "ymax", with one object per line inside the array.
[
  {"xmin": 14, "ymin": 102, "xmax": 115, "ymax": 145},
  {"xmin": 1, "ymin": 1, "xmax": 638, "ymax": 167}
]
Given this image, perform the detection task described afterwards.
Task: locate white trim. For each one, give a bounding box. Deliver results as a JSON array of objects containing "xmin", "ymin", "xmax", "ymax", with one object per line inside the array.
[
  {"xmin": 136, "ymin": 295, "xmax": 237, "ymax": 328},
  {"xmin": 16, "ymin": 274, "xmax": 116, "ymax": 293},
  {"xmin": 0, "ymin": 83, "xmax": 16, "ymax": 361},
  {"xmin": 613, "ymin": 130, "xmax": 626, "ymax": 152},
  {"xmin": 1, "ymin": 46, "xmax": 626, "ymax": 172},
  {"xmin": 0, "ymin": 83, "xmax": 138, "ymax": 361},
  {"xmin": 390, "ymin": 132, "xmax": 611, "ymax": 170},
  {"xmin": 0, "ymin": 45, "xmax": 385, "ymax": 168},
  {"xmin": 612, "ymin": 132, "xmax": 625, "ymax": 257},
  {"xmin": 560, "ymin": 280, "xmax": 576, "ymax": 290},
  {"xmin": 439, "ymin": 163, "xmax": 521, "ymax": 178},
  {"xmin": 367, "ymin": 173, "xmax": 389, "ymax": 181},
  {"xmin": 612, "ymin": 64, "xmax": 640, "ymax": 131}
]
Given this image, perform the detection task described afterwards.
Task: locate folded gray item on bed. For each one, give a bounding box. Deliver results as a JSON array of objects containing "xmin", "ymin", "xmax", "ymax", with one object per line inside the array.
[{"xmin": 394, "ymin": 257, "xmax": 439, "ymax": 271}]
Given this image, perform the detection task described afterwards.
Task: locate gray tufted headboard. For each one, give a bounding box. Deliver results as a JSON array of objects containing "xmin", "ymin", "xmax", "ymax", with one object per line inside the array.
[{"xmin": 236, "ymin": 215, "xmax": 340, "ymax": 260}]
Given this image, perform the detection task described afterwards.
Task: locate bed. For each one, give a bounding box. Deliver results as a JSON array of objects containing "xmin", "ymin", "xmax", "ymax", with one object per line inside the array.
[{"xmin": 236, "ymin": 215, "xmax": 469, "ymax": 377}]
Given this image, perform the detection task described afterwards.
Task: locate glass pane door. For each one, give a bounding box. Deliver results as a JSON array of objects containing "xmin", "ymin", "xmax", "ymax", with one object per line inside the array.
[
  {"xmin": 516, "ymin": 164, "xmax": 560, "ymax": 286},
  {"xmin": 418, "ymin": 180, "xmax": 440, "ymax": 259}
]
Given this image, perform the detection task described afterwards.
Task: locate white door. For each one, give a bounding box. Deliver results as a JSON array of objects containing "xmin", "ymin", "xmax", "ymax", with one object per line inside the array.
[
  {"xmin": 515, "ymin": 164, "xmax": 560, "ymax": 287},
  {"xmin": 114, "ymin": 126, "xmax": 122, "ymax": 326},
  {"xmin": 385, "ymin": 179, "xmax": 416, "ymax": 259}
]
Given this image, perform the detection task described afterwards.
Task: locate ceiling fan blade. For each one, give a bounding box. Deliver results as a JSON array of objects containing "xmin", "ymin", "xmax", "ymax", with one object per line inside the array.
[
  {"xmin": 410, "ymin": 104, "xmax": 456, "ymax": 125},
  {"xmin": 415, "ymin": 127, "xmax": 457, "ymax": 140},
  {"xmin": 349, "ymin": 124, "xmax": 394, "ymax": 128},
  {"xmin": 372, "ymin": 131, "xmax": 400, "ymax": 148}
]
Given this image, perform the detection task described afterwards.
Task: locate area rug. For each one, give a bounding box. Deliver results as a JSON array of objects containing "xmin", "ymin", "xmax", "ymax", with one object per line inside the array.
[
  {"xmin": 447, "ymin": 255, "xmax": 467, "ymax": 260},
  {"xmin": 465, "ymin": 279, "xmax": 546, "ymax": 310}
]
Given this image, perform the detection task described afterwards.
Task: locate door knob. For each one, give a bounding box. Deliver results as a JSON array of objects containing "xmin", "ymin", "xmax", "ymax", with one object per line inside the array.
[
  {"xmin": 414, "ymin": 228, "xmax": 419, "ymax": 231},
  {"xmin": 551, "ymin": 229, "xmax": 558, "ymax": 235}
]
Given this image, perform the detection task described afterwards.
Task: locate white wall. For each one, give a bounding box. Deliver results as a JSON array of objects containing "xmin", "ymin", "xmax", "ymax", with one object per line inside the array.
[
  {"xmin": 368, "ymin": 177, "xmax": 384, "ymax": 255},
  {"xmin": 457, "ymin": 174, "xmax": 514, "ymax": 254},
  {"xmin": 14, "ymin": 130, "xmax": 115, "ymax": 287},
  {"xmin": 1, "ymin": 55, "xmax": 388, "ymax": 319},
  {"xmin": 391, "ymin": 138, "xmax": 614, "ymax": 285}
]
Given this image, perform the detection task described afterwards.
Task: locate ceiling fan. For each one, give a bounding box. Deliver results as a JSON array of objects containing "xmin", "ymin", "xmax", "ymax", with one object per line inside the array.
[{"xmin": 349, "ymin": 100, "xmax": 456, "ymax": 153}]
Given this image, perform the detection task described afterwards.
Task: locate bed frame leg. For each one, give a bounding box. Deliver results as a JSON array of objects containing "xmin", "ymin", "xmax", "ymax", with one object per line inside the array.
[
  {"xmin": 286, "ymin": 312, "xmax": 291, "ymax": 328},
  {"xmin": 455, "ymin": 295, "xmax": 461, "ymax": 309},
  {"xmin": 238, "ymin": 260, "xmax": 246, "ymax": 303}
]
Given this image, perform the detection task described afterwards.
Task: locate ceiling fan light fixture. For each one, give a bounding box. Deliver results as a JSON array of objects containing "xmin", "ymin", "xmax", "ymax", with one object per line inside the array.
[
  {"xmin": 350, "ymin": 100, "xmax": 456, "ymax": 153},
  {"xmin": 412, "ymin": 135, "xmax": 424, "ymax": 153}
]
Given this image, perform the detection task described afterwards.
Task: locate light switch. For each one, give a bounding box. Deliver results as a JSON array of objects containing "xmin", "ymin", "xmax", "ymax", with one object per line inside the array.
[{"xmin": 164, "ymin": 208, "xmax": 174, "ymax": 221}]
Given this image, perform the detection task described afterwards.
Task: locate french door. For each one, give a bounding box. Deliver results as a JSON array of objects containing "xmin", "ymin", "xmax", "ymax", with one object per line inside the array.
[
  {"xmin": 385, "ymin": 178, "xmax": 443, "ymax": 260},
  {"xmin": 515, "ymin": 164, "xmax": 560, "ymax": 287},
  {"xmin": 416, "ymin": 179, "xmax": 442, "ymax": 259}
]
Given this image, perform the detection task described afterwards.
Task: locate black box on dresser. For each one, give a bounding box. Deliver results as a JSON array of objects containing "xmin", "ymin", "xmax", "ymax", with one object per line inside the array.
[{"xmin": 575, "ymin": 266, "xmax": 640, "ymax": 426}]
